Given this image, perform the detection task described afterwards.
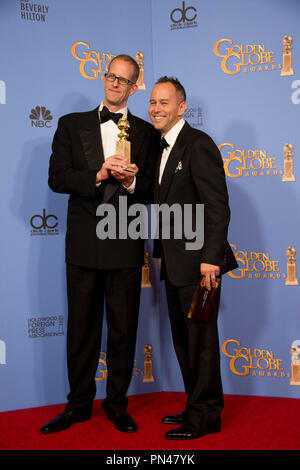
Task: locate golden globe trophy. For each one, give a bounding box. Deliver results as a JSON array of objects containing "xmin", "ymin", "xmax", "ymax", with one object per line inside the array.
[
  {"xmin": 282, "ymin": 143, "xmax": 295, "ymax": 182},
  {"xmin": 285, "ymin": 247, "xmax": 299, "ymax": 286},
  {"xmin": 116, "ymin": 117, "xmax": 135, "ymax": 173},
  {"xmin": 280, "ymin": 35, "xmax": 294, "ymax": 76},
  {"xmin": 142, "ymin": 344, "xmax": 154, "ymax": 383},
  {"xmin": 290, "ymin": 343, "xmax": 300, "ymax": 386},
  {"xmin": 141, "ymin": 251, "xmax": 152, "ymax": 287},
  {"xmin": 116, "ymin": 117, "xmax": 130, "ymax": 163},
  {"xmin": 136, "ymin": 51, "xmax": 146, "ymax": 90}
]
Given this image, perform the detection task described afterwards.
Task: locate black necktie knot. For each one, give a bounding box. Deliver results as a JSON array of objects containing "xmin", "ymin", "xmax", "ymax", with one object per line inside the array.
[
  {"xmin": 160, "ymin": 137, "xmax": 169, "ymax": 150},
  {"xmin": 100, "ymin": 106, "xmax": 123, "ymax": 124}
]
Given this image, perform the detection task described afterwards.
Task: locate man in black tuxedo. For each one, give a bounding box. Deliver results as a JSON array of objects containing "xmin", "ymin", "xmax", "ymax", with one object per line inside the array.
[
  {"xmin": 41, "ymin": 55, "xmax": 159, "ymax": 434},
  {"xmin": 149, "ymin": 77, "xmax": 237, "ymax": 440}
]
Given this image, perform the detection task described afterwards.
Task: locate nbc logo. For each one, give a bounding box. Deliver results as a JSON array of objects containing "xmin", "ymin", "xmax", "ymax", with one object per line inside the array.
[{"xmin": 29, "ymin": 106, "xmax": 53, "ymax": 128}]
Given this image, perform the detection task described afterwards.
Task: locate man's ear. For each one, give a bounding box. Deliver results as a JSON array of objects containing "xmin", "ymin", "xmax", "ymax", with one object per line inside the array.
[
  {"xmin": 129, "ymin": 84, "xmax": 139, "ymax": 97},
  {"xmin": 179, "ymin": 100, "xmax": 187, "ymax": 118}
]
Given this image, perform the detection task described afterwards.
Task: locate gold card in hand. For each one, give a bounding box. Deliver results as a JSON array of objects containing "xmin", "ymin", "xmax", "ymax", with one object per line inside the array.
[
  {"xmin": 187, "ymin": 276, "xmax": 220, "ymax": 321},
  {"xmin": 115, "ymin": 117, "xmax": 135, "ymax": 172}
]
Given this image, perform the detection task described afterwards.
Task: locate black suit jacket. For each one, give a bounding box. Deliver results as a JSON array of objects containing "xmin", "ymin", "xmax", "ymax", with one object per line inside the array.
[
  {"xmin": 49, "ymin": 106, "xmax": 160, "ymax": 269},
  {"xmin": 154, "ymin": 122, "xmax": 237, "ymax": 286}
]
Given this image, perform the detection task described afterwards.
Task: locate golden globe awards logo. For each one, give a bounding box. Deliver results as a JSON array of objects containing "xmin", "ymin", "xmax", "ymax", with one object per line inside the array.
[
  {"xmin": 71, "ymin": 42, "xmax": 115, "ymax": 80},
  {"xmin": 219, "ymin": 143, "xmax": 281, "ymax": 178},
  {"xmin": 222, "ymin": 339, "xmax": 289, "ymax": 380},
  {"xmin": 220, "ymin": 142, "xmax": 296, "ymax": 180},
  {"xmin": 96, "ymin": 345, "xmax": 154, "ymax": 383},
  {"xmin": 214, "ymin": 39, "xmax": 278, "ymax": 75},
  {"xmin": 213, "ymin": 36, "xmax": 294, "ymax": 76},
  {"xmin": 228, "ymin": 244, "xmax": 284, "ymax": 280},
  {"xmin": 71, "ymin": 43, "xmax": 147, "ymax": 89}
]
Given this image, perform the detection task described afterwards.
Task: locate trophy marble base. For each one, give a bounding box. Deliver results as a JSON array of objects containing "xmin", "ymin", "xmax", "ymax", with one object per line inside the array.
[
  {"xmin": 281, "ymin": 69, "xmax": 294, "ymax": 76},
  {"xmin": 290, "ymin": 380, "xmax": 300, "ymax": 386},
  {"xmin": 282, "ymin": 175, "xmax": 296, "ymax": 182},
  {"xmin": 143, "ymin": 376, "xmax": 154, "ymax": 383},
  {"xmin": 116, "ymin": 139, "xmax": 130, "ymax": 164},
  {"xmin": 285, "ymin": 279, "xmax": 299, "ymax": 286}
]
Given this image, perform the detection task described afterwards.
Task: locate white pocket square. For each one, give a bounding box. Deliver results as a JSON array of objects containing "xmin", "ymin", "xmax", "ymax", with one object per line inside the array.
[{"xmin": 175, "ymin": 162, "xmax": 183, "ymax": 173}]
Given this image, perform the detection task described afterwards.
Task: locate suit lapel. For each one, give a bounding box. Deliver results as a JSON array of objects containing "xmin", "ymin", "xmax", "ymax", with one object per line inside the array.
[
  {"xmin": 79, "ymin": 107, "xmax": 104, "ymax": 171},
  {"xmin": 158, "ymin": 122, "xmax": 189, "ymax": 203}
]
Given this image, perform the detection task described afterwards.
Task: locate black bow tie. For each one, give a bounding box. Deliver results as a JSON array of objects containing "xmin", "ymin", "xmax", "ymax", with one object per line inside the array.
[
  {"xmin": 100, "ymin": 106, "xmax": 123, "ymax": 124},
  {"xmin": 160, "ymin": 137, "xmax": 169, "ymax": 150}
]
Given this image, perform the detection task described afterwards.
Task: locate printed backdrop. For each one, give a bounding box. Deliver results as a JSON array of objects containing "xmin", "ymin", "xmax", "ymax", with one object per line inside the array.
[{"xmin": 0, "ymin": 0, "xmax": 299, "ymax": 412}]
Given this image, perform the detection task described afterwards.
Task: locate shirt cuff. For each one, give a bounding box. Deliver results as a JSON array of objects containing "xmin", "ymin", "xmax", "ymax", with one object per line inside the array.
[{"xmin": 123, "ymin": 176, "xmax": 136, "ymax": 194}]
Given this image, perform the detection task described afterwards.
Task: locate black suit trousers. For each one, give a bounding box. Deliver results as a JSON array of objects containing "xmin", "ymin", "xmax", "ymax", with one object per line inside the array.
[
  {"xmin": 65, "ymin": 264, "xmax": 142, "ymax": 417},
  {"xmin": 164, "ymin": 274, "xmax": 224, "ymax": 428}
]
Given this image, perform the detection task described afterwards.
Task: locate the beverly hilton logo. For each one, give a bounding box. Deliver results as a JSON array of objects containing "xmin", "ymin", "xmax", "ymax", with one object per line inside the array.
[
  {"xmin": 214, "ymin": 35, "xmax": 294, "ymax": 76},
  {"xmin": 219, "ymin": 142, "xmax": 295, "ymax": 180},
  {"xmin": 29, "ymin": 106, "xmax": 53, "ymax": 128},
  {"xmin": 20, "ymin": 1, "xmax": 49, "ymax": 22},
  {"xmin": 222, "ymin": 339, "xmax": 290, "ymax": 380}
]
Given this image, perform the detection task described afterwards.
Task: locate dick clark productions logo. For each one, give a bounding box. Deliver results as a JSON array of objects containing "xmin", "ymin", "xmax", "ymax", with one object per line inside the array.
[
  {"xmin": 170, "ymin": 1, "xmax": 198, "ymax": 30},
  {"xmin": 30, "ymin": 209, "xmax": 58, "ymax": 236}
]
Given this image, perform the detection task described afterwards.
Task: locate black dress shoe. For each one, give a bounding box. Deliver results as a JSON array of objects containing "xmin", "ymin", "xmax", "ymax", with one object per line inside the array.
[
  {"xmin": 40, "ymin": 408, "xmax": 91, "ymax": 434},
  {"xmin": 165, "ymin": 420, "xmax": 221, "ymax": 440},
  {"xmin": 162, "ymin": 411, "xmax": 186, "ymax": 425},
  {"xmin": 110, "ymin": 411, "xmax": 137, "ymax": 433}
]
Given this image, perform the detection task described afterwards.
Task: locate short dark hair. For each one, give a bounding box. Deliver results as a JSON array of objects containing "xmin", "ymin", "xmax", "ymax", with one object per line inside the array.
[
  {"xmin": 109, "ymin": 54, "xmax": 140, "ymax": 83},
  {"xmin": 155, "ymin": 76, "xmax": 186, "ymax": 102}
]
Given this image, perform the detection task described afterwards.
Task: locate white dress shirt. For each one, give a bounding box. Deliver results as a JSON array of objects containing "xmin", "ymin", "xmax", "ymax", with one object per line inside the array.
[
  {"xmin": 97, "ymin": 101, "xmax": 135, "ymax": 192},
  {"xmin": 159, "ymin": 118, "xmax": 185, "ymax": 184}
]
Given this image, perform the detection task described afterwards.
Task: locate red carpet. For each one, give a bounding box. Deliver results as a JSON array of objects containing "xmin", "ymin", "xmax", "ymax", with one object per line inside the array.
[{"xmin": 0, "ymin": 392, "xmax": 299, "ymax": 451}]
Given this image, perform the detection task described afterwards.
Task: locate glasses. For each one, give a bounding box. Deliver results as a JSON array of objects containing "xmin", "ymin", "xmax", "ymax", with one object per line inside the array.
[{"xmin": 104, "ymin": 72, "xmax": 135, "ymax": 86}]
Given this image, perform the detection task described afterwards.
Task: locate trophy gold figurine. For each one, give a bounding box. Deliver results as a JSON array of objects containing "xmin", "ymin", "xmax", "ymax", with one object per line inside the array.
[
  {"xmin": 285, "ymin": 247, "xmax": 299, "ymax": 286},
  {"xmin": 282, "ymin": 143, "xmax": 295, "ymax": 182},
  {"xmin": 280, "ymin": 35, "xmax": 294, "ymax": 76},
  {"xmin": 115, "ymin": 117, "xmax": 135, "ymax": 173},
  {"xmin": 142, "ymin": 344, "xmax": 154, "ymax": 383},
  {"xmin": 141, "ymin": 251, "xmax": 152, "ymax": 288},
  {"xmin": 136, "ymin": 51, "xmax": 146, "ymax": 90},
  {"xmin": 290, "ymin": 342, "xmax": 300, "ymax": 386}
]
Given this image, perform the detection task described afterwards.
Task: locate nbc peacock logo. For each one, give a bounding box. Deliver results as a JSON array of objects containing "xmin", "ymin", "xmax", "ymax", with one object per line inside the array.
[{"xmin": 29, "ymin": 106, "xmax": 53, "ymax": 128}]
